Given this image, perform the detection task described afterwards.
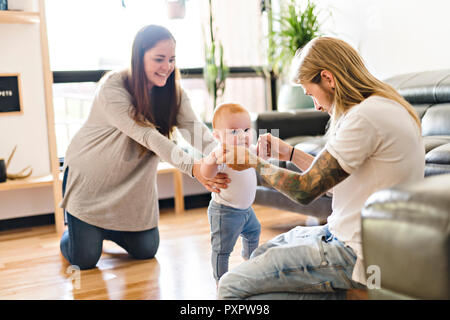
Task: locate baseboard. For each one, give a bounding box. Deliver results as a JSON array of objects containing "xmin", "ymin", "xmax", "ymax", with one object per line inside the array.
[
  {"xmin": 159, "ymin": 193, "xmax": 211, "ymax": 210},
  {"xmin": 0, "ymin": 193, "xmax": 212, "ymax": 232},
  {"xmin": 0, "ymin": 214, "xmax": 56, "ymax": 231}
]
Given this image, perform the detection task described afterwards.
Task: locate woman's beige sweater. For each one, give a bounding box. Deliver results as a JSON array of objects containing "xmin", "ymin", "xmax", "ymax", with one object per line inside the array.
[{"xmin": 60, "ymin": 71, "xmax": 216, "ymax": 231}]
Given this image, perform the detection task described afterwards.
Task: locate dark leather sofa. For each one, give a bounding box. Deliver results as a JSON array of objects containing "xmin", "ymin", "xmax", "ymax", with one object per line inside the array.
[
  {"xmin": 361, "ymin": 173, "xmax": 450, "ymax": 299},
  {"xmin": 253, "ymin": 69, "xmax": 450, "ymax": 222}
]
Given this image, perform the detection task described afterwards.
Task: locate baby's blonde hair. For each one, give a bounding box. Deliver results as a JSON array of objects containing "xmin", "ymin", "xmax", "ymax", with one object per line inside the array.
[{"xmin": 212, "ymin": 102, "xmax": 249, "ymax": 129}]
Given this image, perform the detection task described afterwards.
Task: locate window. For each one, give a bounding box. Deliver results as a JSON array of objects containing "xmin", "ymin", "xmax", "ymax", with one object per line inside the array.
[
  {"xmin": 46, "ymin": 0, "xmax": 265, "ymax": 70},
  {"xmin": 46, "ymin": 0, "xmax": 269, "ymax": 158},
  {"xmin": 46, "ymin": 0, "xmax": 206, "ymax": 70},
  {"xmin": 53, "ymin": 82, "xmax": 97, "ymax": 158},
  {"xmin": 53, "ymin": 76, "xmax": 268, "ymax": 158}
]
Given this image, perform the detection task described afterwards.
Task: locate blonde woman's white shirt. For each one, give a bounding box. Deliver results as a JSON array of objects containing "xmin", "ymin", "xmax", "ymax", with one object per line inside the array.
[{"xmin": 325, "ymin": 95, "xmax": 425, "ymax": 285}]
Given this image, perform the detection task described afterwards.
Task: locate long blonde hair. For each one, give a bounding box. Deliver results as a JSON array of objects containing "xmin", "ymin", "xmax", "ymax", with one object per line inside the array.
[{"xmin": 290, "ymin": 37, "xmax": 421, "ymax": 135}]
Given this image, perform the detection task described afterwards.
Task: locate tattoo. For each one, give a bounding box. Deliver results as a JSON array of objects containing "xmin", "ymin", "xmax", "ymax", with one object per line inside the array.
[{"xmin": 256, "ymin": 149, "xmax": 349, "ymax": 205}]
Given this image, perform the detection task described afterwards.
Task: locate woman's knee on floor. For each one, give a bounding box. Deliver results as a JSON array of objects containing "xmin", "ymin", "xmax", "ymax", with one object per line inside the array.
[
  {"xmin": 127, "ymin": 242, "xmax": 159, "ymax": 260},
  {"xmin": 60, "ymin": 231, "xmax": 101, "ymax": 270},
  {"xmin": 67, "ymin": 248, "xmax": 102, "ymax": 270},
  {"xmin": 74, "ymin": 257, "xmax": 100, "ymax": 270},
  {"xmin": 122, "ymin": 227, "xmax": 160, "ymax": 260},
  {"xmin": 126, "ymin": 234, "xmax": 159, "ymax": 259}
]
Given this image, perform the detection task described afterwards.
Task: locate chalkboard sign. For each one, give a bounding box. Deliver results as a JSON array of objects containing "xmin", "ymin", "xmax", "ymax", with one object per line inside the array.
[{"xmin": 0, "ymin": 74, "xmax": 22, "ymax": 115}]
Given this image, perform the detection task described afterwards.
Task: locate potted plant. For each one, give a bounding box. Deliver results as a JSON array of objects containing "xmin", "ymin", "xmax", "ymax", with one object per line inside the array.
[
  {"xmin": 266, "ymin": 0, "xmax": 323, "ymax": 110},
  {"xmin": 203, "ymin": 0, "xmax": 228, "ymax": 121}
]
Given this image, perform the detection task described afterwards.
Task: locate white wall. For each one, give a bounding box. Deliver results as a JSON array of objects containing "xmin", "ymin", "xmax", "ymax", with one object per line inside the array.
[
  {"xmin": 314, "ymin": 0, "xmax": 450, "ymax": 80},
  {"xmin": 0, "ymin": 23, "xmax": 50, "ymax": 177},
  {"xmin": 0, "ymin": 186, "xmax": 53, "ymax": 220},
  {"xmin": 157, "ymin": 174, "xmax": 208, "ymax": 200},
  {"xmin": 3, "ymin": 0, "xmax": 449, "ymax": 220},
  {"xmin": 0, "ymin": 19, "xmax": 54, "ymax": 220}
]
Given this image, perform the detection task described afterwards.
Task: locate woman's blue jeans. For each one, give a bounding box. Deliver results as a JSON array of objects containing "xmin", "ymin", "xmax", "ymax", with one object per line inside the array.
[
  {"xmin": 217, "ymin": 224, "xmax": 366, "ymax": 299},
  {"xmin": 59, "ymin": 167, "xmax": 159, "ymax": 270}
]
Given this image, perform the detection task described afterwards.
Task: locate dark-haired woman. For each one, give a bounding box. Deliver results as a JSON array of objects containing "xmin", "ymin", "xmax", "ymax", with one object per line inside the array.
[{"xmin": 59, "ymin": 25, "xmax": 227, "ymax": 269}]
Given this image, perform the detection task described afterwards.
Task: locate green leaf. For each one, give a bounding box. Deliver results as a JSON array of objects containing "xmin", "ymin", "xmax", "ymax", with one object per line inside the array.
[
  {"xmin": 202, "ymin": 0, "xmax": 228, "ymax": 110},
  {"xmin": 266, "ymin": 0, "xmax": 324, "ymax": 78}
]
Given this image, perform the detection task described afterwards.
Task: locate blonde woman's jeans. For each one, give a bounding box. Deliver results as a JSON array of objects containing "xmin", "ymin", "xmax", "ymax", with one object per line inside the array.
[{"xmin": 217, "ymin": 224, "xmax": 366, "ymax": 300}]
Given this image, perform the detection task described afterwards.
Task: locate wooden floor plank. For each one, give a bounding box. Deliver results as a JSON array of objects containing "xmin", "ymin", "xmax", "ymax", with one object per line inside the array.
[{"xmin": 0, "ymin": 205, "xmax": 321, "ymax": 300}]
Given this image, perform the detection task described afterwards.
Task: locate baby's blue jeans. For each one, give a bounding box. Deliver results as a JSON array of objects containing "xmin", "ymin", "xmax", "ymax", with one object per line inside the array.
[{"xmin": 207, "ymin": 200, "xmax": 261, "ymax": 281}]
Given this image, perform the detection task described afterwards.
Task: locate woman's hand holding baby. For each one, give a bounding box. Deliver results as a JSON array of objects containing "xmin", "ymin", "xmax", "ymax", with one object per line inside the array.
[{"xmin": 194, "ymin": 159, "xmax": 230, "ymax": 193}]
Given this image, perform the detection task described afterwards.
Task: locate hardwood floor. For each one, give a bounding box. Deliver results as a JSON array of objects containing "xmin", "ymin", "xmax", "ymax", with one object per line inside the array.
[{"xmin": 0, "ymin": 205, "xmax": 322, "ymax": 300}]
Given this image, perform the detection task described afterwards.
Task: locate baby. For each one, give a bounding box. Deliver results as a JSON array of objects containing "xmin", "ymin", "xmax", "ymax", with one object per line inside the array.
[{"xmin": 201, "ymin": 102, "xmax": 261, "ymax": 283}]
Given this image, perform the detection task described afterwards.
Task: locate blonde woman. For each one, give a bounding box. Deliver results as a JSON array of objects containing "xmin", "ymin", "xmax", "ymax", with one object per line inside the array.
[{"xmin": 217, "ymin": 37, "xmax": 425, "ymax": 299}]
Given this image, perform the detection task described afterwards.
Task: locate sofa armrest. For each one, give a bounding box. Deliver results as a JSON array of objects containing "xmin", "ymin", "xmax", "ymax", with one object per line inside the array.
[
  {"xmin": 361, "ymin": 174, "xmax": 450, "ymax": 299},
  {"xmin": 255, "ymin": 109, "xmax": 330, "ymax": 140}
]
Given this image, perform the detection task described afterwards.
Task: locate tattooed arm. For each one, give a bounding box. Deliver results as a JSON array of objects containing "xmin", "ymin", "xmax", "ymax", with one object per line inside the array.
[
  {"xmin": 256, "ymin": 148, "xmax": 349, "ymax": 205},
  {"xmin": 219, "ymin": 145, "xmax": 349, "ymax": 205}
]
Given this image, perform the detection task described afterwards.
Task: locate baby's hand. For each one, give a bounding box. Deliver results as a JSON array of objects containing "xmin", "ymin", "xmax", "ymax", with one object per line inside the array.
[
  {"xmin": 204, "ymin": 152, "xmax": 217, "ymax": 165},
  {"xmin": 204, "ymin": 146, "xmax": 223, "ymax": 165},
  {"xmin": 216, "ymin": 144, "xmax": 257, "ymax": 171},
  {"xmin": 213, "ymin": 146, "xmax": 224, "ymax": 160}
]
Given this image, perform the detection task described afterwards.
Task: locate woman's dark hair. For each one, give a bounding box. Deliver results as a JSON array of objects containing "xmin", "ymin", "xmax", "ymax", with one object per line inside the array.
[{"xmin": 124, "ymin": 25, "xmax": 181, "ymax": 156}]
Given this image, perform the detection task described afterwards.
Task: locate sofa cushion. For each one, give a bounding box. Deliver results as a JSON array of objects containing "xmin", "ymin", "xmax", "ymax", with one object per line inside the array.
[
  {"xmin": 385, "ymin": 69, "xmax": 450, "ymax": 104},
  {"xmin": 426, "ymin": 143, "xmax": 450, "ymax": 164},
  {"xmin": 362, "ymin": 173, "xmax": 450, "ymax": 299},
  {"xmin": 285, "ymin": 135, "xmax": 318, "ymax": 147},
  {"xmin": 255, "ymin": 187, "xmax": 332, "ymax": 222},
  {"xmin": 291, "ymin": 136, "xmax": 327, "ymax": 157},
  {"xmin": 421, "ymin": 104, "xmax": 450, "ymax": 136},
  {"xmin": 423, "ymin": 136, "xmax": 450, "ymax": 153},
  {"xmin": 412, "ymin": 104, "xmax": 432, "ymax": 120},
  {"xmin": 425, "ymin": 163, "xmax": 450, "ymax": 177},
  {"xmin": 256, "ymin": 109, "xmax": 329, "ymax": 140}
]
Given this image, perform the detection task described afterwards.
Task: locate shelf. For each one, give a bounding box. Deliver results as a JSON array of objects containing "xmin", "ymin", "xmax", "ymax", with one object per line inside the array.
[
  {"xmin": 0, "ymin": 174, "xmax": 53, "ymax": 191},
  {"xmin": 0, "ymin": 10, "xmax": 40, "ymax": 24}
]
